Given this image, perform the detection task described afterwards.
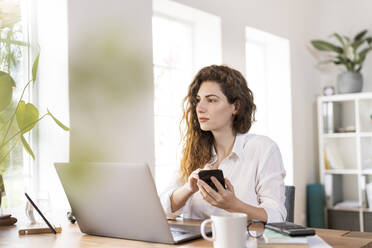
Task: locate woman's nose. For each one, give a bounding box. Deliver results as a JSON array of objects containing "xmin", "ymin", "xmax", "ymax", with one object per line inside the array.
[{"xmin": 196, "ymin": 101, "xmax": 206, "ymax": 113}]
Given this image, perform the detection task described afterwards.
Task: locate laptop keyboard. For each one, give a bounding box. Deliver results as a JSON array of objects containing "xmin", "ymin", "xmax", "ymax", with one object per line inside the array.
[{"xmin": 170, "ymin": 227, "xmax": 188, "ymax": 237}]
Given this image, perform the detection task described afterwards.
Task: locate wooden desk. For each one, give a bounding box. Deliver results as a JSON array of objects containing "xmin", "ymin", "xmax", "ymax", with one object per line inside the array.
[{"xmin": 1, "ymin": 216, "xmax": 372, "ymax": 248}]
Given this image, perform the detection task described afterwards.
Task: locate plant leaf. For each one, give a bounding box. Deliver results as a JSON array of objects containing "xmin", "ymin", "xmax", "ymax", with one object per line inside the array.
[
  {"xmin": 0, "ymin": 73, "xmax": 15, "ymax": 112},
  {"xmin": 47, "ymin": 109, "xmax": 69, "ymax": 131},
  {"xmin": 357, "ymin": 47, "xmax": 372, "ymax": 64},
  {"xmin": 332, "ymin": 33, "xmax": 345, "ymax": 47},
  {"xmin": 32, "ymin": 54, "xmax": 40, "ymax": 82},
  {"xmin": 311, "ymin": 40, "xmax": 343, "ymax": 53},
  {"xmin": 16, "ymin": 101, "xmax": 39, "ymax": 134},
  {"xmin": 354, "ymin": 29, "xmax": 368, "ymax": 41},
  {"xmin": 21, "ymin": 135, "xmax": 35, "ymax": 160},
  {"xmin": 352, "ymin": 37, "xmax": 368, "ymax": 50},
  {"xmin": 359, "ymin": 45, "xmax": 372, "ymax": 55}
]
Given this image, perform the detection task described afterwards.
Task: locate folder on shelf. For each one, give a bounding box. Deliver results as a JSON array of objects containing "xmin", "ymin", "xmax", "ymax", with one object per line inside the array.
[
  {"xmin": 324, "ymin": 151, "xmax": 331, "ymax": 170},
  {"xmin": 324, "ymin": 174, "xmax": 343, "ymax": 207},
  {"xmin": 334, "ymin": 201, "xmax": 360, "ymax": 209},
  {"xmin": 324, "ymin": 144, "xmax": 344, "ymax": 169}
]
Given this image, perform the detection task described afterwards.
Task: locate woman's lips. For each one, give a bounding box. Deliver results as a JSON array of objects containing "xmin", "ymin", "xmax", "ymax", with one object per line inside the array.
[{"xmin": 199, "ymin": 118, "xmax": 209, "ymax": 122}]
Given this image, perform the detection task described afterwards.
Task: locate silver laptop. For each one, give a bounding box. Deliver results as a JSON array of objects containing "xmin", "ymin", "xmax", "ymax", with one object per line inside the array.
[{"xmin": 54, "ymin": 162, "xmax": 209, "ymax": 244}]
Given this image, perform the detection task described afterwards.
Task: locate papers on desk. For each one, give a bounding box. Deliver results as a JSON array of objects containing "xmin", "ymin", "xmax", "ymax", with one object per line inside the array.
[
  {"xmin": 308, "ymin": 235, "xmax": 332, "ymax": 248},
  {"xmin": 246, "ymin": 229, "xmax": 332, "ymax": 248}
]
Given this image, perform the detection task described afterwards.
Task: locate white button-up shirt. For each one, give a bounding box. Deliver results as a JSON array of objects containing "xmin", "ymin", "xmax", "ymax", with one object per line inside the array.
[{"xmin": 159, "ymin": 132, "xmax": 287, "ymax": 223}]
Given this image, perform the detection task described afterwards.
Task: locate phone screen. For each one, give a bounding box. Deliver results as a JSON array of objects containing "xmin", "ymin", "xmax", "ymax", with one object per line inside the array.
[{"xmin": 198, "ymin": 169, "xmax": 226, "ymax": 192}]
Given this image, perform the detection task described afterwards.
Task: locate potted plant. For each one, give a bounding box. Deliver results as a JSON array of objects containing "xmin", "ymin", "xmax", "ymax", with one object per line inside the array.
[
  {"xmin": 0, "ymin": 54, "xmax": 69, "ymax": 209},
  {"xmin": 0, "ymin": 3, "xmax": 69, "ymax": 220},
  {"xmin": 311, "ymin": 29, "xmax": 372, "ymax": 94}
]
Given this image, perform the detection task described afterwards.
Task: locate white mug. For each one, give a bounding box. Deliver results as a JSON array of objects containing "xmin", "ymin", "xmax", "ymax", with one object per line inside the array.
[{"xmin": 200, "ymin": 213, "xmax": 247, "ymax": 248}]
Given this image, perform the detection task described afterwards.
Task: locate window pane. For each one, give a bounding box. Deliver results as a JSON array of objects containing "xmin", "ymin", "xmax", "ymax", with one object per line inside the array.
[
  {"xmin": 153, "ymin": 14, "xmax": 193, "ymax": 189},
  {"xmin": 154, "ymin": 66, "xmax": 191, "ymax": 117},
  {"xmin": 152, "ymin": 15, "xmax": 192, "ymax": 69},
  {"xmin": 246, "ymin": 27, "xmax": 293, "ymax": 185},
  {"xmin": 154, "ymin": 115, "xmax": 179, "ymax": 165},
  {"xmin": 0, "ymin": 1, "xmax": 29, "ymax": 208}
]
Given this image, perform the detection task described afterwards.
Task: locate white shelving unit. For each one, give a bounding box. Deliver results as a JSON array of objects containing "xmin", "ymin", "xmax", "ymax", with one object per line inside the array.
[{"xmin": 318, "ymin": 92, "xmax": 372, "ymax": 232}]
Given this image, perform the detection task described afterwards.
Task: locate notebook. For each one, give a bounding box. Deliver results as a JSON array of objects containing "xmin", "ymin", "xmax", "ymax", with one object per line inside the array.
[{"xmin": 257, "ymin": 229, "xmax": 308, "ymax": 247}]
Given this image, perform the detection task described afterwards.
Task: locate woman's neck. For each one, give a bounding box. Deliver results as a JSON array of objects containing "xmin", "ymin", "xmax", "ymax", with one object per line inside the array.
[{"xmin": 212, "ymin": 128, "xmax": 236, "ymax": 163}]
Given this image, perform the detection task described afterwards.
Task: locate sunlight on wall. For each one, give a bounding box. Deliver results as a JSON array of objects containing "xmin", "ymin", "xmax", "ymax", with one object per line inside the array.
[{"xmin": 246, "ymin": 27, "xmax": 293, "ymax": 185}]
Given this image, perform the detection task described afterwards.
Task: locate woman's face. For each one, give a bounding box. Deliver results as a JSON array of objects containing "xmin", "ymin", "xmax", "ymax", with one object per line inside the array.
[{"xmin": 196, "ymin": 81, "xmax": 237, "ymax": 133}]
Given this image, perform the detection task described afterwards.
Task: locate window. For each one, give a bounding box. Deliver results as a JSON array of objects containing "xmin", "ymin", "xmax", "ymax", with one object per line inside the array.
[
  {"xmin": 152, "ymin": 15, "xmax": 193, "ymax": 191},
  {"xmin": 0, "ymin": 0, "xmax": 32, "ymax": 208},
  {"xmin": 152, "ymin": 0, "xmax": 221, "ymax": 192},
  {"xmin": 35, "ymin": 0, "xmax": 69, "ymax": 211},
  {"xmin": 245, "ymin": 27, "xmax": 293, "ymax": 185},
  {"xmin": 0, "ymin": 0, "xmax": 69, "ymax": 212}
]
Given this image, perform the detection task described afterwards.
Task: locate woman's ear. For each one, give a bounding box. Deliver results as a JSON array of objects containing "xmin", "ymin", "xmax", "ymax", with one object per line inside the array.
[{"xmin": 233, "ymin": 100, "xmax": 240, "ymax": 115}]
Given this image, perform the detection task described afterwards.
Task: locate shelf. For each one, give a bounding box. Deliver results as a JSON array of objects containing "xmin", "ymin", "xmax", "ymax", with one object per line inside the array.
[
  {"xmin": 327, "ymin": 206, "xmax": 360, "ymax": 212},
  {"xmin": 362, "ymin": 208, "xmax": 372, "ymax": 213},
  {"xmin": 322, "ymin": 132, "xmax": 372, "ymax": 138},
  {"xmin": 361, "ymin": 132, "xmax": 372, "ymax": 137},
  {"xmin": 362, "ymin": 169, "xmax": 372, "ymax": 175},
  {"xmin": 325, "ymin": 169, "xmax": 359, "ymax": 175},
  {"xmin": 318, "ymin": 92, "xmax": 372, "ymax": 102},
  {"xmin": 324, "ymin": 133, "xmax": 356, "ymax": 138},
  {"xmin": 318, "ymin": 94, "xmax": 372, "ymax": 232}
]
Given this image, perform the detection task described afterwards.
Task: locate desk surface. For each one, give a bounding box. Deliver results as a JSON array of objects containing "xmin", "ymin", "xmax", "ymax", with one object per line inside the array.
[{"xmin": 1, "ymin": 215, "xmax": 372, "ymax": 248}]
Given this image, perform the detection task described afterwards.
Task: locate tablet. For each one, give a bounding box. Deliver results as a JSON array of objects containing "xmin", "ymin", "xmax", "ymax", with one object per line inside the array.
[{"xmin": 24, "ymin": 192, "xmax": 57, "ymax": 234}]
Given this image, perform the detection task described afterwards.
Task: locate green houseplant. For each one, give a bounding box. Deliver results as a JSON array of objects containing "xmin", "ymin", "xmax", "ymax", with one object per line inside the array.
[
  {"xmin": 311, "ymin": 29, "xmax": 372, "ymax": 94},
  {"xmin": 0, "ymin": 55, "xmax": 69, "ymax": 203},
  {"xmin": 0, "ymin": 6, "xmax": 69, "ymax": 208}
]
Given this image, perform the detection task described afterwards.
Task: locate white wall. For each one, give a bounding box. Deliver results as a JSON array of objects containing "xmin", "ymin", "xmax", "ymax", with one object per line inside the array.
[{"xmin": 307, "ymin": 0, "xmax": 372, "ymax": 93}]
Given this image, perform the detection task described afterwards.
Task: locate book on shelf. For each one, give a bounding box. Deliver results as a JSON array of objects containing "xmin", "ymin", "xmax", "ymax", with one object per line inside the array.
[
  {"xmin": 366, "ymin": 182, "xmax": 372, "ymax": 210},
  {"xmin": 334, "ymin": 201, "xmax": 360, "ymax": 209},
  {"xmin": 324, "ymin": 174, "xmax": 343, "ymax": 207},
  {"xmin": 324, "ymin": 144, "xmax": 344, "ymax": 170},
  {"xmin": 324, "ymin": 151, "xmax": 331, "ymax": 170}
]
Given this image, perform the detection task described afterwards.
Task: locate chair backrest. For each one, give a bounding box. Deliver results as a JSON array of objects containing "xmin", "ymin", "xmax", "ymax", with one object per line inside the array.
[{"xmin": 285, "ymin": 185, "xmax": 295, "ymax": 223}]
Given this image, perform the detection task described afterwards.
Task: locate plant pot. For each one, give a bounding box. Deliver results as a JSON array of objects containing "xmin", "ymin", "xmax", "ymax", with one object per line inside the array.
[{"xmin": 337, "ymin": 71, "xmax": 363, "ymax": 94}]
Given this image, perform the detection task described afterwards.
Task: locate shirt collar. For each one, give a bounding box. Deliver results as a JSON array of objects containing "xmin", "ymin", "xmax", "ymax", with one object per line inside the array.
[
  {"xmin": 209, "ymin": 133, "xmax": 245, "ymax": 163},
  {"xmin": 231, "ymin": 133, "xmax": 245, "ymax": 160}
]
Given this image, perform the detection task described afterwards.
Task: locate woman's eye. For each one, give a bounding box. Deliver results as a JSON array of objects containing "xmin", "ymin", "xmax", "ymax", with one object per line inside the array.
[{"xmin": 208, "ymin": 99, "xmax": 217, "ymax": 103}]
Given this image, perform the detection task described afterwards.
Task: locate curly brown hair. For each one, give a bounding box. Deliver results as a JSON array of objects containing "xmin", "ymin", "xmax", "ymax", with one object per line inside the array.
[{"xmin": 179, "ymin": 65, "xmax": 256, "ymax": 182}]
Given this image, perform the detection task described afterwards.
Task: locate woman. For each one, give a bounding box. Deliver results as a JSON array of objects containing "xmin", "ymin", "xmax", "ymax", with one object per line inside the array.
[{"xmin": 160, "ymin": 65, "xmax": 286, "ymax": 223}]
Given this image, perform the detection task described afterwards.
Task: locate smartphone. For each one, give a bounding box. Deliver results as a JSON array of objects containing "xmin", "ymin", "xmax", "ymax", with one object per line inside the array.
[{"xmin": 198, "ymin": 169, "xmax": 226, "ymax": 192}]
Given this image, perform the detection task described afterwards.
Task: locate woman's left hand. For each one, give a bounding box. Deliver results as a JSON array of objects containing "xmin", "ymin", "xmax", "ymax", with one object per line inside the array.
[{"xmin": 197, "ymin": 177, "xmax": 239, "ymax": 212}]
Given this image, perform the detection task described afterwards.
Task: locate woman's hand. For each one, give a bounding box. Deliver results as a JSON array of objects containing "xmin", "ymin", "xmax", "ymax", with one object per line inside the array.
[
  {"xmin": 186, "ymin": 168, "xmax": 202, "ymax": 194},
  {"xmin": 197, "ymin": 177, "xmax": 239, "ymax": 211},
  {"xmin": 170, "ymin": 168, "xmax": 202, "ymax": 212}
]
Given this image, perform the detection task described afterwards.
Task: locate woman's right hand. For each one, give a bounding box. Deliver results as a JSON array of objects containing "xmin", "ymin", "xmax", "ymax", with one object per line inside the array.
[
  {"xmin": 170, "ymin": 168, "xmax": 203, "ymax": 212},
  {"xmin": 186, "ymin": 168, "xmax": 202, "ymax": 194}
]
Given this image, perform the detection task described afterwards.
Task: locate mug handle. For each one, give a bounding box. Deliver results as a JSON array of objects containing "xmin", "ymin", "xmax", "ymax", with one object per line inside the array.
[{"xmin": 200, "ymin": 219, "xmax": 215, "ymax": 242}]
